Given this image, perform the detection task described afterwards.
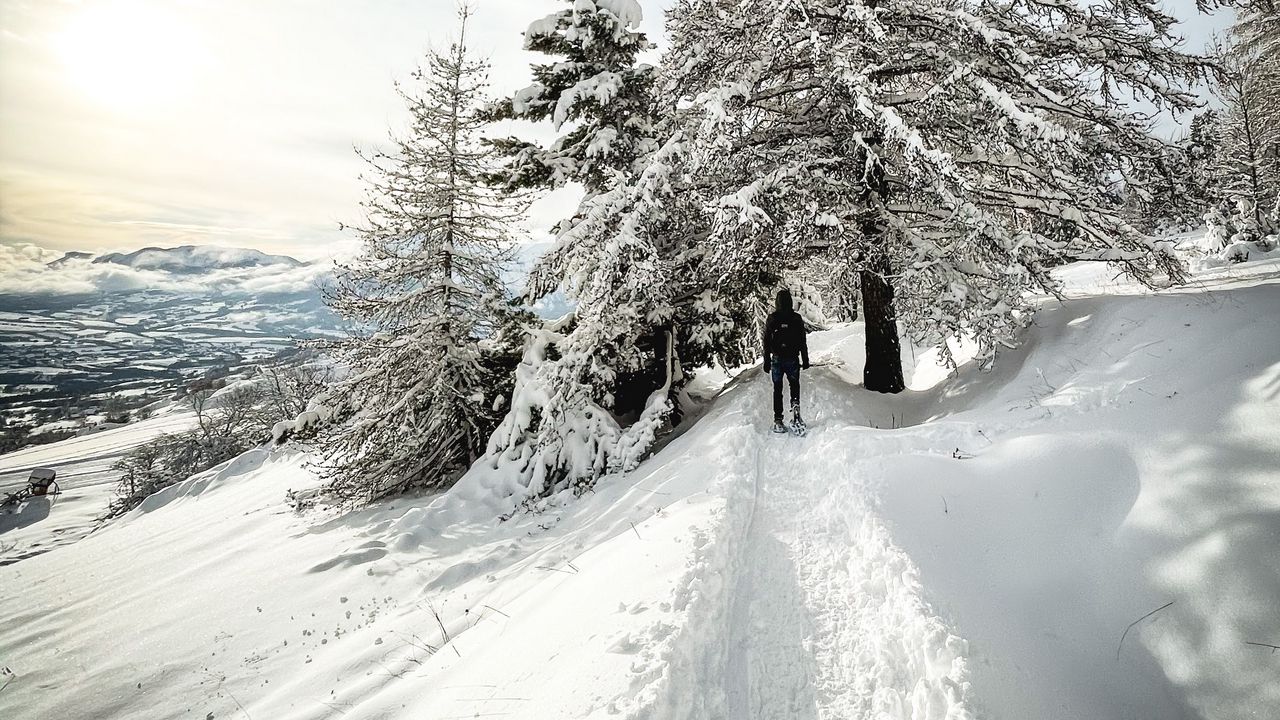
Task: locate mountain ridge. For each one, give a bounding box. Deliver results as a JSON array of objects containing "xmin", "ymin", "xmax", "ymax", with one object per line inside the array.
[{"xmin": 82, "ymin": 244, "xmax": 307, "ymax": 273}]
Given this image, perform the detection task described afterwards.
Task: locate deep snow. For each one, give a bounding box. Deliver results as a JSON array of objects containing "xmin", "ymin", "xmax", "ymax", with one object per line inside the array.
[{"xmin": 1, "ymin": 258, "xmax": 1277, "ymax": 720}]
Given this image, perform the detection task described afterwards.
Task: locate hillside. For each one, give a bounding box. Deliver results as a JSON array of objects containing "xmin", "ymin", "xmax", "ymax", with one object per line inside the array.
[
  {"xmin": 0, "ymin": 258, "xmax": 1277, "ymax": 720},
  {"xmin": 0, "ymin": 408, "xmax": 195, "ymax": 564}
]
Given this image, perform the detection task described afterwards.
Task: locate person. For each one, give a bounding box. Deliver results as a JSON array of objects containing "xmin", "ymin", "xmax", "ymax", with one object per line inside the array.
[{"xmin": 763, "ymin": 289, "xmax": 809, "ymax": 433}]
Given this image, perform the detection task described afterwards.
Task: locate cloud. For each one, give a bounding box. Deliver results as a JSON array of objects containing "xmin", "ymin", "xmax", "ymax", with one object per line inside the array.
[
  {"xmin": 0, "ymin": 241, "xmax": 332, "ymax": 297},
  {"xmin": 0, "ymin": 242, "xmax": 62, "ymax": 265},
  {"xmin": 0, "ymin": 0, "xmax": 617, "ymax": 263}
]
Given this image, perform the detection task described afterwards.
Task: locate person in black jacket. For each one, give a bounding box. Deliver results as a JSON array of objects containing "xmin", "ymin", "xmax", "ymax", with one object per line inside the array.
[{"xmin": 763, "ymin": 289, "xmax": 809, "ymax": 432}]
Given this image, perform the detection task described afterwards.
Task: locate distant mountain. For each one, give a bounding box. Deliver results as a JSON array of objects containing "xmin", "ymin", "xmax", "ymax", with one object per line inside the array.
[
  {"xmin": 46, "ymin": 251, "xmax": 94, "ymax": 268},
  {"xmin": 92, "ymin": 245, "xmax": 306, "ymax": 273}
]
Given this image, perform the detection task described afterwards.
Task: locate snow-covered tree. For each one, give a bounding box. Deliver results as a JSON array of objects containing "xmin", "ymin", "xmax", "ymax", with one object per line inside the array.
[
  {"xmin": 1187, "ymin": 110, "xmax": 1228, "ymax": 213},
  {"xmin": 472, "ymin": 2, "xmax": 756, "ymax": 500},
  {"xmin": 478, "ymin": 131, "xmax": 762, "ymax": 500},
  {"xmin": 317, "ymin": 9, "xmax": 529, "ymax": 504},
  {"xmin": 481, "ymin": 160, "xmax": 679, "ymax": 498},
  {"xmin": 485, "ymin": 0, "xmax": 666, "ymax": 334},
  {"xmin": 486, "ymin": 0, "xmax": 658, "ymax": 198},
  {"xmin": 1133, "ymin": 111, "xmax": 1224, "ymax": 235},
  {"xmin": 1232, "ymin": 1, "xmax": 1280, "ymax": 60},
  {"xmin": 662, "ymin": 0, "xmax": 1206, "ymax": 392},
  {"xmin": 1212, "ymin": 27, "xmax": 1280, "ymax": 245},
  {"xmin": 490, "ymin": 0, "xmax": 672, "ymax": 394}
]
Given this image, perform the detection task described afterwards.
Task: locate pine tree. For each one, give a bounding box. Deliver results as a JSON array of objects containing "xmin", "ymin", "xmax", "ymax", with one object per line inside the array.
[
  {"xmin": 487, "ymin": 0, "xmax": 671, "ymax": 402},
  {"xmin": 477, "ymin": 131, "xmax": 763, "ymax": 499},
  {"xmin": 483, "ymin": 140, "xmax": 679, "ymax": 498},
  {"xmin": 473, "ymin": 1, "xmax": 745, "ymax": 499},
  {"xmin": 1213, "ymin": 23, "xmax": 1280, "ymax": 244},
  {"xmin": 1233, "ymin": 2, "xmax": 1280, "ymax": 60},
  {"xmin": 317, "ymin": 8, "xmax": 528, "ymax": 504},
  {"xmin": 1187, "ymin": 110, "xmax": 1227, "ymax": 214},
  {"xmin": 663, "ymin": 0, "xmax": 1206, "ymax": 390},
  {"xmin": 1133, "ymin": 113, "xmax": 1221, "ymax": 236},
  {"xmin": 486, "ymin": 0, "xmax": 657, "ymax": 198}
]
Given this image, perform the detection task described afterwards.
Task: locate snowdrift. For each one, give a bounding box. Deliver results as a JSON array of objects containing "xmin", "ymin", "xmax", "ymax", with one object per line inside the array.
[{"xmin": 1, "ymin": 261, "xmax": 1277, "ymax": 720}]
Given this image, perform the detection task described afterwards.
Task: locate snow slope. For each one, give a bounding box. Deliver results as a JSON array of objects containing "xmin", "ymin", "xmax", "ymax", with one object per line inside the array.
[
  {"xmin": 0, "ymin": 409, "xmax": 193, "ymax": 565},
  {"xmin": 1, "ymin": 261, "xmax": 1277, "ymax": 720}
]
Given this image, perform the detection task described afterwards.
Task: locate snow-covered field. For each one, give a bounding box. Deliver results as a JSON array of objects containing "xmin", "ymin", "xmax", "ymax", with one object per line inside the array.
[{"xmin": 0, "ymin": 258, "xmax": 1277, "ymax": 720}]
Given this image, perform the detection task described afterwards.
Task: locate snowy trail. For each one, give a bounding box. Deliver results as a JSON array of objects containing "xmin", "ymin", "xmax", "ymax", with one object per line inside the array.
[
  {"xmin": 644, "ymin": 281, "xmax": 1280, "ymax": 720},
  {"xmin": 723, "ymin": 442, "xmax": 820, "ymax": 720},
  {"xmin": 707, "ymin": 370, "xmax": 975, "ymax": 720},
  {"xmin": 626, "ymin": 364, "xmax": 977, "ymax": 719}
]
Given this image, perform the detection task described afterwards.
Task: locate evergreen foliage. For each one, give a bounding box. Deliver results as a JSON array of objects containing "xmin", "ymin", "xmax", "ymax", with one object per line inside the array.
[
  {"xmin": 1211, "ymin": 26, "xmax": 1280, "ymax": 245},
  {"xmin": 317, "ymin": 9, "xmax": 529, "ymax": 504},
  {"xmin": 659, "ymin": 0, "xmax": 1207, "ymax": 388},
  {"xmin": 474, "ymin": 1, "xmax": 766, "ymax": 500},
  {"xmin": 314, "ymin": 1, "xmax": 1236, "ymax": 509},
  {"xmin": 1134, "ymin": 110, "xmax": 1225, "ymax": 235},
  {"xmin": 486, "ymin": 0, "xmax": 658, "ymax": 196}
]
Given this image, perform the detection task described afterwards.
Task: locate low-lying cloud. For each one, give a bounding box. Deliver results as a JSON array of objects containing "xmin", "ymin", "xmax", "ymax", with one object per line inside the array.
[{"xmin": 0, "ymin": 242, "xmax": 332, "ymax": 297}]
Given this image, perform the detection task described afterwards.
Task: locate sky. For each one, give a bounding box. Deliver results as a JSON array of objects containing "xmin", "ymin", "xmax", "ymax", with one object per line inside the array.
[{"xmin": 0, "ymin": 0, "xmax": 1230, "ymax": 262}]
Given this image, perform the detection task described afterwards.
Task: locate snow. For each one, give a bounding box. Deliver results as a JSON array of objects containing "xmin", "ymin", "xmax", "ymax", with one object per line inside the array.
[
  {"xmin": 553, "ymin": 71, "xmax": 624, "ymax": 129},
  {"xmin": 26, "ymin": 420, "xmax": 80, "ymax": 436},
  {"xmin": 595, "ymin": 0, "xmax": 644, "ymax": 29},
  {"xmin": 1, "ymin": 259, "xmax": 1278, "ymax": 719},
  {"xmin": 10, "ymin": 366, "xmax": 88, "ymax": 376},
  {"xmin": 0, "ymin": 408, "xmax": 194, "ymax": 565}
]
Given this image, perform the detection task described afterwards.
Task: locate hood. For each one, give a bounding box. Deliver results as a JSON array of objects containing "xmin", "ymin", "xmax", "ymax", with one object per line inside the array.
[{"xmin": 775, "ymin": 289, "xmax": 793, "ymax": 313}]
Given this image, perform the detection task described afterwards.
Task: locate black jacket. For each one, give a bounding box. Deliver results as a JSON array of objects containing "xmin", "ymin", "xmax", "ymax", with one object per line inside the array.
[{"xmin": 763, "ymin": 290, "xmax": 809, "ymax": 365}]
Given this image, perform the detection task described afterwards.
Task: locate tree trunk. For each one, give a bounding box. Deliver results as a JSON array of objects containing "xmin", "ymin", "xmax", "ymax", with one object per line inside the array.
[
  {"xmin": 859, "ymin": 254, "xmax": 905, "ymax": 394},
  {"xmin": 855, "ymin": 132, "xmax": 904, "ymax": 394}
]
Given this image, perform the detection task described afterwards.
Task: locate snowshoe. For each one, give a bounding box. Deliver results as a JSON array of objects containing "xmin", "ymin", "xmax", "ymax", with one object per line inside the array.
[
  {"xmin": 790, "ymin": 405, "xmax": 807, "ymax": 436},
  {"xmin": 771, "ymin": 419, "xmax": 788, "ymax": 434}
]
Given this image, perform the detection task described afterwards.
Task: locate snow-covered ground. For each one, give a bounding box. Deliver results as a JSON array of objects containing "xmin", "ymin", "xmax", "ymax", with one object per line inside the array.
[
  {"xmin": 0, "ymin": 408, "xmax": 193, "ymax": 565},
  {"xmin": 1, "ymin": 258, "xmax": 1277, "ymax": 719}
]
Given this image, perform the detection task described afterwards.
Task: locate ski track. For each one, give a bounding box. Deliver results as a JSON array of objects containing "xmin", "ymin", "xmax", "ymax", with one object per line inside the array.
[{"xmin": 631, "ymin": 370, "xmax": 976, "ymax": 720}]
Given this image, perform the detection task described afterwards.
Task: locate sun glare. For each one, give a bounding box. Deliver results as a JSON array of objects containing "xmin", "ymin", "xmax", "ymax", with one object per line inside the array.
[{"xmin": 55, "ymin": 1, "xmax": 202, "ymax": 109}]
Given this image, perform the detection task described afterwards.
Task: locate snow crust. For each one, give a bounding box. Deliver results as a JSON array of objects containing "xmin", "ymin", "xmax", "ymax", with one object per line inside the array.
[{"xmin": 2, "ymin": 259, "xmax": 1278, "ymax": 719}]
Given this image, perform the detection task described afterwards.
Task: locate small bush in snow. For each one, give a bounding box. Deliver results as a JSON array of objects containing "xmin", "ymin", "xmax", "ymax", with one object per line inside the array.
[
  {"xmin": 105, "ymin": 378, "xmax": 279, "ymax": 518},
  {"xmin": 105, "ymin": 430, "xmax": 247, "ymax": 518},
  {"xmin": 259, "ymin": 363, "xmax": 332, "ymax": 428}
]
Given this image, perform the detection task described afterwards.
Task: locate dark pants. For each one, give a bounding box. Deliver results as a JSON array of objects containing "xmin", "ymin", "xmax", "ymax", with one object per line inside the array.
[{"xmin": 771, "ymin": 357, "xmax": 801, "ymax": 420}]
